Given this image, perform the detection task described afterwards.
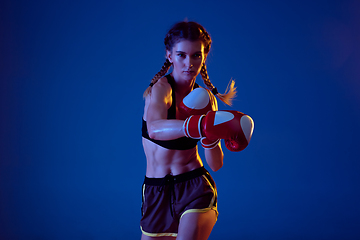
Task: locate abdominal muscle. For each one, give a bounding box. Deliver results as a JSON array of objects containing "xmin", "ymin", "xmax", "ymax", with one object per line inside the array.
[{"xmin": 142, "ymin": 137, "xmax": 203, "ymax": 178}]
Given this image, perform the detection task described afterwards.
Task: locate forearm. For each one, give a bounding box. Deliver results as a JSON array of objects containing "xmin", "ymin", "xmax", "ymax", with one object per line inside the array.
[
  {"xmin": 147, "ymin": 119, "xmax": 185, "ymax": 140},
  {"xmin": 204, "ymin": 144, "xmax": 224, "ymax": 172}
]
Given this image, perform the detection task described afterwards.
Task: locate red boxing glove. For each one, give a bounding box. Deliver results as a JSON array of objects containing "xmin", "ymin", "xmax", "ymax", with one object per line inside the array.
[
  {"xmin": 184, "ymin": 110, "xmax": 254, "ymax": 152},
  {"xmin": 179, "ymin": 87, "xmax": 217, "ymax": 117},
  {"xmin": 203, "ymin": 110, "xmax": 254, "ymax": 152},
  {"xmin": 180, "ymin": 87, "xmax": 219, "ymax": 149},
  {"xmin": 200, "ymin": 137, "xmax": 220, "ymax": 149}
]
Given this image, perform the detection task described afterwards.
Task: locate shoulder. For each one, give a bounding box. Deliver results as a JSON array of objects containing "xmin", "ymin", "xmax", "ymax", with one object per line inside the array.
[
  {"xmin": 149, "ymin": 77, "xmax": 172, "ymax": 104},
  {"xmin": 153, "ymin": 77, "xmax": 171, "ymax": 91}
]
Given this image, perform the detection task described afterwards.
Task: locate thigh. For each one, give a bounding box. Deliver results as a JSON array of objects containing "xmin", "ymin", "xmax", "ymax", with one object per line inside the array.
[{"xmin": 176, "ymin": 210, "xmax": 217, "ymax": 240}]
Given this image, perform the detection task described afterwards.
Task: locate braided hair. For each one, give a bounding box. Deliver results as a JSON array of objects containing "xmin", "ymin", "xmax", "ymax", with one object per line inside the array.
[
  {"xmin": 143, "ymin": 59, "xmax": 172, "ymax": 97},
  {"xmin": 143, "ymin": 21, "xmax": 236, "ymax": 105}
]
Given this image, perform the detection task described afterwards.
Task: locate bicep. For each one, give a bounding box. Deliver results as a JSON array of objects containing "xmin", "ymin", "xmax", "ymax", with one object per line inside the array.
[{"xmin": 145, "ymin": 79, "xmax": 172, "ymax": 123}]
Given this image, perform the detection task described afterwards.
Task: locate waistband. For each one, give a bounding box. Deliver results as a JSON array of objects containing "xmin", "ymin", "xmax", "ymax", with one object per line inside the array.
[{"xmin": 144, "ymin": 167, "xmax": 208, "ymax": 186}]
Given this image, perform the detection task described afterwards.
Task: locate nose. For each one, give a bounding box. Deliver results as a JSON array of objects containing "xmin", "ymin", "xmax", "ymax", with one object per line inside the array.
[{"xmin": 186, "ymin": 57, "xmax": 193, "ymax": 68}]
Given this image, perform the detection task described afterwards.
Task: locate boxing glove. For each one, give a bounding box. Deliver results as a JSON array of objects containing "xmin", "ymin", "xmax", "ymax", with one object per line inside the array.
[
  {"xmin": 179, "ymin": 87, "xmax": 219, "ymax": 149},
  {"xmin": 183, "ymin": 110, "xmax": 254, "ymax": 152},
  {"xmin": 179, "ymin": 87, "xmax": 217, "ymax": 117}
]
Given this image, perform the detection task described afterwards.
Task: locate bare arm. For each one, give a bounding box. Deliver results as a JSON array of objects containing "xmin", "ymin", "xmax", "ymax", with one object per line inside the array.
[
  {"xmin": 145, "ymin": 77, "xmax": 185, "ymax": 140},
  {"xmin": 204, "ymin": 143, "xmax": 224, "ymax": 172}
]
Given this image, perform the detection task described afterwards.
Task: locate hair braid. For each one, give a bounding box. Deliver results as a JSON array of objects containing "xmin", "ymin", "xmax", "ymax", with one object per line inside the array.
[
  {"xmin": 143, "ymin": 59, "xmax": 172, "ymax": 98},
  {"xmin": 200, "ymin": 64, "xmax": 215, "ymax": 90},
  {"xmin": 201, "ymin": 64, "xmax": 237, "ymax": 106}
]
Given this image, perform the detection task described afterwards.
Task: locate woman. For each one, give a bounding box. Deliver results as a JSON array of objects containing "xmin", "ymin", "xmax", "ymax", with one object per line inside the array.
[{"xmin": 140, "ymin": 21, "xmax": 237, "ymax": 240}]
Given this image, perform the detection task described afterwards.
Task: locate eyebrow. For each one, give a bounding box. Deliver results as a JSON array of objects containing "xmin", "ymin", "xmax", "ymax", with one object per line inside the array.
[{"xmin": 176, "ymin": 51, "xmax": 203, "ymax": 54}]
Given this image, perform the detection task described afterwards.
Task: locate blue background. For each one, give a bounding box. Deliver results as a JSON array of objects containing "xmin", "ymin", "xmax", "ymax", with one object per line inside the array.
[{"xmin": 1, "ymin": 0, "xmax": 360, "ymax": 239}]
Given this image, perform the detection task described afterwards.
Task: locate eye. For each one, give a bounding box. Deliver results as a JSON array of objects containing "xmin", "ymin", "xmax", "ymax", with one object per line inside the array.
[
  {"xmin": 177, "ymin": 53, "xmax": 185, "ymax": 58},
  {"xmin": 194, "ymin": 53, "xmax": 202, "ymax": 58}
]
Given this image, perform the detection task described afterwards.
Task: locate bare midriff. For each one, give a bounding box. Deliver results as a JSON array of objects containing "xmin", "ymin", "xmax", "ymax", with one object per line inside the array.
[{"xmin": 142, "ymin": 137, "xmax": 203, "ymax": 178}]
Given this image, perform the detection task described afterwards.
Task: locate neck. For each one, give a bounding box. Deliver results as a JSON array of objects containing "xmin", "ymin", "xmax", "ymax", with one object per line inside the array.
[{"xmin": 170, "ymin": 73, "xmax": 196, "ymax": 96}]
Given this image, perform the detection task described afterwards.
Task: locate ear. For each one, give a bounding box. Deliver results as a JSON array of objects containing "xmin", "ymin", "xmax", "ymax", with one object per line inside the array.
[{"xmin": 166, "ymin": 50, "xmax": 173, "ymax": 63}]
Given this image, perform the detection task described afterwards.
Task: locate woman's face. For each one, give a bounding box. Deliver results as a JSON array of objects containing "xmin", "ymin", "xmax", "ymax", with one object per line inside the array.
[{"xmin": 167, "ymin": 39, "xmax": 206, "ymax": 84}]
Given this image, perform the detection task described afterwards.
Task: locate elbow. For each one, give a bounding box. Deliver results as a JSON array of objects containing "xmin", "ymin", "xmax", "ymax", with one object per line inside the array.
[
  {"xmin": 214, "ymin": 159, "xmax": 224, "ymax": 172},
  {"xmin": 147, "ymin": 123, "xmax": 158, "ymax": 139},
  {"xmin": 210, "ymin": 155, "xmax": 224, "ymax": 172},
  {"xmin": 148, "ymin": 129, "xmax": 156, "ymax": 139},
  {"xmin": 211, "ymin": 163, "xmax": 223, "ymax": 172},
  {"xmin": 206, "ymin": 146, "xmax": 224, "ymax": 172},
  {"xmin": 148, "ymin": 130, "xmax": 159, "ymax": 140}
]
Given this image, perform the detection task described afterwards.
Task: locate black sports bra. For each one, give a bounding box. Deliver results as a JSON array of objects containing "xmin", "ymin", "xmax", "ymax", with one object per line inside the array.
[{"xmin": 142, "ymin": 74, "xmax": 199, "ymax": 150}]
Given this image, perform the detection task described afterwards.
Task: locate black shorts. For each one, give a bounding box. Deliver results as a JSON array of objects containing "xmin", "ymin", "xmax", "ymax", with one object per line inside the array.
[{"xmin": 140, "ymin": 167, "xmax": 218, "ymax": 237}]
